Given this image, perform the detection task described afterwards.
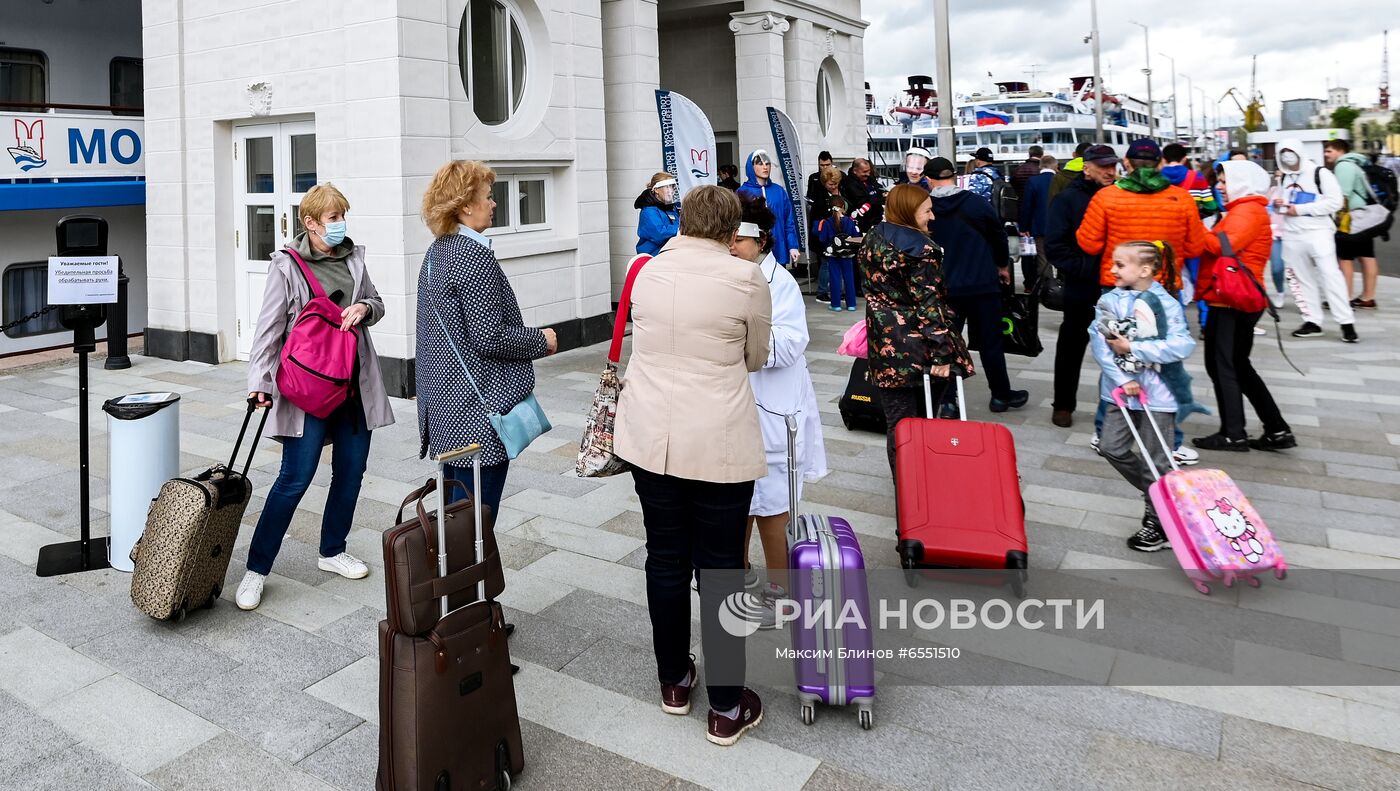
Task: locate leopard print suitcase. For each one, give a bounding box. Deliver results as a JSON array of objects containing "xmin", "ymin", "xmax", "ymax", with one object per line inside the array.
[{"xmin": 130, "ymin": 402, "xmax": 267, "ymax": 621}]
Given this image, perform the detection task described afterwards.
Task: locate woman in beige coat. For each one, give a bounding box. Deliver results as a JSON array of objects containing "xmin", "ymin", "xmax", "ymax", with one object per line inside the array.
[{"xmin": 614, "ymin": 185, "xmax": 772, "ymax": 747}]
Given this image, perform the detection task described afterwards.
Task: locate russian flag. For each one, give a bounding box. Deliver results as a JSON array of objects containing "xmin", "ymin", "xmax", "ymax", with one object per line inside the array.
[{"xmin": 975, "ymin": 107, "xmax": 1012, "ymax": 126}]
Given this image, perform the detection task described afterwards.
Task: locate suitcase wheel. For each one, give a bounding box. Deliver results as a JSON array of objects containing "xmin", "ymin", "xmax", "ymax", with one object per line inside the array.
[
  {"xmin": 800, "ymin": 704, "xmax": 815, "ymax": 726},
  {"xmin": 1192, "ymin": 580, "xmax": 1211, "ymax": 596},
  {"xmin": 858, "ymin": 707, "xmax": 873, "ymax": 731},
  {"xmin": 1245, "ymin": 575, "xmax": 1261, "ymax": 588},
  {"xmin": 499, "ymin": 769, "xmax": 511, "ymax": 791}
]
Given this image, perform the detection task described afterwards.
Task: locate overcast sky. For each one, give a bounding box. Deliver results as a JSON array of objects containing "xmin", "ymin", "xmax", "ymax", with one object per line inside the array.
[{"xmin": 860, "ymin": 0, "xmax": 1394, "ymax": 131}]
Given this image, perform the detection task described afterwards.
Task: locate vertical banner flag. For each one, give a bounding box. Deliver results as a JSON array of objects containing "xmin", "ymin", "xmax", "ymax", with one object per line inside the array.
[
  {"xmin": 765, "ymin": 107, "xmax": 806, "ymax": 251},
  {"xmin": 655, "ymin": 90, "xmax": 717, "ymax": 199}
]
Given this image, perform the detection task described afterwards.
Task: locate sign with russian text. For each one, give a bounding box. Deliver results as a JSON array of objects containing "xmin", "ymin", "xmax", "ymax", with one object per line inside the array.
[
  {"xmin": 3, "ymin": 113, "xmax": 144, "ymax": 179},
  {"xmin": 655, "ymin": 90, "xmax": 717, "ymax": 199},
  {"xmin": 47, "ymin": 256, "xmax": 119, "ymax": 304},
  {"xmin": 766, "ymin": 107, "xmax": 806, "ymax": 251}
]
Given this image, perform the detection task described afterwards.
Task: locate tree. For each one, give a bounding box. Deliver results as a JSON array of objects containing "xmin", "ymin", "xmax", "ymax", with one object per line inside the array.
[
  {"xmin": 1331, "ymin": 106, "xmax": 1361, "ymax": 137},
  {"xmin": 1387, "ymin": 110, "xmax": 1400, "ymax": 134}
]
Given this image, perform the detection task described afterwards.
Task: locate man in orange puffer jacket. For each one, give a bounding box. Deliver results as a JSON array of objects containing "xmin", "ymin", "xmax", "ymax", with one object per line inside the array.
[
  {"xmin": 1077, "ymin": 139, "xmax": 1208, "ymax": 293},
  {"xmin": 1191, "ymin": 160, "xmax": 1295, "ymax": 454}
]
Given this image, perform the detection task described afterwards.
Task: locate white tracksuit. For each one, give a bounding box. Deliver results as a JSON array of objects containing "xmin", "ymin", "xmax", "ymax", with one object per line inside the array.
[{"xmin": 1275, "ymin": 139, "xmax": 1354, "ymax": 328}]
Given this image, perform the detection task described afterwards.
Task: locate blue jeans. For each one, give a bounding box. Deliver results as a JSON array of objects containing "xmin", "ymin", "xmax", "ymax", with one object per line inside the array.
[
  {"xmin": 247, "ymin": 403, "xmax": 371, "ymax": 575},
  {"xmin": 444, "ymin": 460, "xmax": 511, "ymax": 517},
  {"xmin": 815, "ymin": 256, "xmax": 829, "ymax": 297},
  {"xmin": 827, "ymin": 257, "xmax": 857, "ymax": 309},
  {"xmin": 1270, "ymin": 239, "xmax": 1285, "ymax": 293},
  {"xmin": 1185, "ymin": 258, "xmax": 1208, "ymax": 328}
]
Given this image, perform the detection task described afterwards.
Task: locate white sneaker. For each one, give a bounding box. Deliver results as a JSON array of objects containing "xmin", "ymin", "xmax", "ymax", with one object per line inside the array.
[
  {"xmin": 236, "ymin": 571, "xmax": 265, "ymax": 610},
  {"xmin": 1173, "ymin": 445, "xmax": 1201, "ymax": 466},
  {"xmin": 1253, "ymin": 326, "xmax": 1267, "ymax": 336},
  {"xmin": 1090, "ymin": 433, "xmax": 1102, "ymax": 456},
  {"xmin": 1269, "ymin": 291, "xmax": 1286, "ymax": 309},
  {"xmin": 318, "ymin": 552, "xmax": 370, "ymax": 579}
]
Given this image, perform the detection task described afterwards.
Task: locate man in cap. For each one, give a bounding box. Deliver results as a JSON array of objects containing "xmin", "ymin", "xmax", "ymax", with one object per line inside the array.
[
  {"xmin": 963, "ymin": 147, "xmax": 1004, "ymax": 203},
  {"xmin": 1045, "ymin": 144, "xmax": 1119, "ymax": 428},
  {"xmin": 925, "ymin": 156, "xmax": 1030, "ymax": 415}
]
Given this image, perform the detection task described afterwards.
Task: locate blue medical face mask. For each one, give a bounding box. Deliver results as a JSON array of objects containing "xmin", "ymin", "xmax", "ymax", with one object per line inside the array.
[{"xmin": 319, "ymin": 220, "xmax": 346, "ymax": 246}]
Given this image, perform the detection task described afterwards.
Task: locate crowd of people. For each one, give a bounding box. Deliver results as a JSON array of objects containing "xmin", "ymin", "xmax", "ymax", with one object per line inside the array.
[{"xmin": 232, "ymin": 129, "xmax": 1386, "ymax": 748}]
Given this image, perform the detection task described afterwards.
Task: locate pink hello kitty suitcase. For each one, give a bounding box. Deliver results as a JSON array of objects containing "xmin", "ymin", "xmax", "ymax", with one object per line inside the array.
[{"xmin": 1113, "ymin": 388, "xmax": 1288, "ymax": 595}]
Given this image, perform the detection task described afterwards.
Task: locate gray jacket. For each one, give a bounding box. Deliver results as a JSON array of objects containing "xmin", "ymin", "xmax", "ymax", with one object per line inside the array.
[{"xmin": 246, "ymin": 245, "xmax": 395, "ymax": 438}]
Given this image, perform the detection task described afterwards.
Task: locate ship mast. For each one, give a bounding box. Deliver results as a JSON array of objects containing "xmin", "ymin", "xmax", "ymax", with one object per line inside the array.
[{"xmin": 1382, "ymin": 29, "xmax": 1391, "ymax": 111}]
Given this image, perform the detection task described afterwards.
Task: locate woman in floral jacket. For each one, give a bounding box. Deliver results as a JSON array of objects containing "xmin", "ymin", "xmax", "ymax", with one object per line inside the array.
[{"xmin": 858, "ymin": 183, "xmax": 975, "ymax": 472}]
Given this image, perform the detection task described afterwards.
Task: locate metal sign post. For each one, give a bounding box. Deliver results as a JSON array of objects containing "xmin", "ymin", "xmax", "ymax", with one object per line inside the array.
[{"xmin": 36, "ymin": 215, "xmax": 115, "ymax": 578}]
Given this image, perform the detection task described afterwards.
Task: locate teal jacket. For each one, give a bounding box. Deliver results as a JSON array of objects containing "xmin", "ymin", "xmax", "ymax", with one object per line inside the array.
[{"xmin": 1334, "ymin": 152, "xmax": 1371, "ymax": 211}]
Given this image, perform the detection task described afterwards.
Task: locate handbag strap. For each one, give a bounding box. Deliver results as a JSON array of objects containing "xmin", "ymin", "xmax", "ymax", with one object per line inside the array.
[
  {"xmin": 425, "ymin": 249, "xmax": 499, "ymax": 417},
  {"xmin": 1214, "ymin": 230, "xmax": 1235, "ymax": 260},
  {"xmin": 1233, "ymin": 258, "xmax": 1305, "ymax": 376},
  {"xmin": 283, "ymin": 247, "xmax": 328, "ymax": 300},
  {"xmin": 608, "ymin": 254, "xmax": 652, "ymax": 363}
]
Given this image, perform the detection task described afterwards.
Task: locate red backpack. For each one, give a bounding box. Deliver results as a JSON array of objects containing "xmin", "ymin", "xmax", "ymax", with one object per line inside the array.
[
  {"xmin": 1198, "ymin": 232, "xmax": 1267, "ymax": 314},
  {"xmin": 275, "ymin": 248, "xmax": 359, "ymax": 418}
]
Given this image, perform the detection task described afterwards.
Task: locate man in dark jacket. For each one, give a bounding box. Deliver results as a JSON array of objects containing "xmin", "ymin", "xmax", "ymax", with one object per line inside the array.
[
  {"xmin": 840, "ymin": 158, "xmax": 885, "ymax": 234},
  {"xmin": 1049, "ymin": 141, "xmax": 1092, "ymax": 203},
  {"xmin": 1018, "ymin": 153, "xmax": 1057, "ymax": 290},
  {"xmin": 805, "ymin": 150, "xmax": 836, "ymax": 301},
  {"xmin": 718, "ymin": 164, "xmax": 741, "ymax": 191},
  {"xmin": 1045, "ymin": 144, "xmax": 1118, "ymax": 428},
  {"xmin": 926, "ymin": 157, "xmax": 1029, "ymax": 414},
  {"xmin": 1010, "ymin": 145, "xmax": 1045, "ymax": 198}
]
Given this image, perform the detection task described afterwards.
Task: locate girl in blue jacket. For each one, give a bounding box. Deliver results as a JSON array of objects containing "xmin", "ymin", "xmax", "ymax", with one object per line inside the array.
[{"xmin": 635, "ymin": 172, "xmax": 680, "ymax": 255}]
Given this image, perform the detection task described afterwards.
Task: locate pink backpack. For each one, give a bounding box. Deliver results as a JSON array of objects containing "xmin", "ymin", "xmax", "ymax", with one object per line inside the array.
[{"xmin": 275, "ymin": 248, "xmax": 358, "ymax": 418}]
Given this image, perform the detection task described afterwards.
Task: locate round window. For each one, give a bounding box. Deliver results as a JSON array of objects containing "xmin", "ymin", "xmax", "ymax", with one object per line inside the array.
[
  {"xmin": 817, "ymin": 58, "xmax": 841, "ymax": 138},
  {"xmin": 460, "ymin": 0, "xmax": 528, "ymax": 126}
]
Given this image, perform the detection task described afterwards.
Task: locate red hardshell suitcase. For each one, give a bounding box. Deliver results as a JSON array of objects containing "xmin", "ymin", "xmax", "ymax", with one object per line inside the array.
[{"xmin": 894, "ymin": 374, "xmax": 1029, "ymax": 595}]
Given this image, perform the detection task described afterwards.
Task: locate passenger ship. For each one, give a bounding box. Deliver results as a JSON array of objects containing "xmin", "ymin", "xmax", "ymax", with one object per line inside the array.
[
  {"xmin": 1, "ymin": 0, "xmax": 146, "ymax": 357},
  {"xmin": 867, "ymin": 76, "xmax": 1180, "ymax": 183}
]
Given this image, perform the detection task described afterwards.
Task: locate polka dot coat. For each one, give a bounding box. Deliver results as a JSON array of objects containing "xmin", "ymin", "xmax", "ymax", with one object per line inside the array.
[{"xmin": 416, "ymin": 234, "xmax": 549, "ymax": 468}]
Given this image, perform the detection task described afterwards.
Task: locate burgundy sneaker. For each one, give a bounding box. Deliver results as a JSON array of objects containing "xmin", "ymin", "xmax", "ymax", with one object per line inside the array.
[
  {"xmin": 660, "ymin": 658, "xmax": 697, "ymax": 715},
  {"xmin": 707, "ymin": 688, "xmax": 763, "ymax": 746}
]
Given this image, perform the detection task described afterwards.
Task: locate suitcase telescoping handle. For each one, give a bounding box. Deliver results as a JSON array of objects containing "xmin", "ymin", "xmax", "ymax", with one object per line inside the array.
[
  {"xmin": 432, "ymin": 443, "xmax": 484, "ymax": 619},
  {"xmin": 922, "ymin": 372, "xmax": 966, "ymax": 422},
  {"xmin": 1110, "ymin": 386, "xmax": 1180, "ymax": 481},
  {"xmin": 232, "ymin": 397, "xmax": 271, "ymax": 478},
  {"xmin": 785, "ymin": 413, "xmax": 800, "ymax": 546}
]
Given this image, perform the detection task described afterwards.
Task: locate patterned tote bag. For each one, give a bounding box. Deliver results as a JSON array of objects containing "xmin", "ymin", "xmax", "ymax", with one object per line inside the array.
[{"xmin": 576, "ymin": 254, "xmax": 650, "ymax": 477}]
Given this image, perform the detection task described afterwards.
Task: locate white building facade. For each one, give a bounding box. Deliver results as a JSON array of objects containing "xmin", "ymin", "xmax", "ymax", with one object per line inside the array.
[{"xmin": 137, "ymin": 0, "xmax": 866, "ymax": 395}]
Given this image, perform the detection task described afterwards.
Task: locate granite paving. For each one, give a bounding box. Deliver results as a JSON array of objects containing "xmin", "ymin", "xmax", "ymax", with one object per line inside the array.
[{"xmin": 2, "ymin": 288, "xmax": 1399, "ymax": 789}]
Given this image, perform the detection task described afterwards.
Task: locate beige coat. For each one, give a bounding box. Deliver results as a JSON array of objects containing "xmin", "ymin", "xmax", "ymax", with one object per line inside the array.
[{"xmin": 614, "ymin": 236, "xmax": 773, "ymax": 483}]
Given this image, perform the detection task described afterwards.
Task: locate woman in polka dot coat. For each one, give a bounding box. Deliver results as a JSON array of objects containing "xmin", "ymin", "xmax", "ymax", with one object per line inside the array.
[{"xmin": 416, "ymin": 160, "xmax": 558, "ymax": 513}]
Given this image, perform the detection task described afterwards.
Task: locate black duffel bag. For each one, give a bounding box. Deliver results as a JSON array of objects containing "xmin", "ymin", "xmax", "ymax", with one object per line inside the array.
[{"xmin": 838, "ymin": 358, "xmax": 887, "ymax": 434}]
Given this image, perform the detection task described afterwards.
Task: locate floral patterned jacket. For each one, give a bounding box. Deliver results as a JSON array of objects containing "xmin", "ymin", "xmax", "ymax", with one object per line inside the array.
[{"xmin": 858, "ymin": 222, "xmax": 974, "ymax": 389}]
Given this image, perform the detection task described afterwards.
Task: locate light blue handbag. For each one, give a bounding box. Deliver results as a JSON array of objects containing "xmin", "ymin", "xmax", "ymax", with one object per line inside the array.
[{"xmin": 426, "ymin": 252, "xmax": 552, "ymax": 459}]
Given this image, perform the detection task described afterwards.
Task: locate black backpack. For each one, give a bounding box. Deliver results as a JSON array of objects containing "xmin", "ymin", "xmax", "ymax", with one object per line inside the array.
[
  {"xmin": 990, "ymin": 179, "xmax": 1019, "ymax": 224},
  {"xmin": 1362, "ymin": 163, "xmax": 1399, "ymax": 213}
]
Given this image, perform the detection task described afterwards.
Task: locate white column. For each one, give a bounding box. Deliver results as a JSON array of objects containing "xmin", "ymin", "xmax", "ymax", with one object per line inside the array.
[
  {"xmin": 602, "ymin": 0, "xmax": 660, "ymax": 300},
  {"xmin": 729, "ymin": 10, "xmax": 789, "ymax": 162}
]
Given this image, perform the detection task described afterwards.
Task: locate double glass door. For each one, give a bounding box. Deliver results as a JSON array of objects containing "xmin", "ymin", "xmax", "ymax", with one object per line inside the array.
[{"xmin": 234, "ymin": 121, "xmax": 316, "ymax": 358}]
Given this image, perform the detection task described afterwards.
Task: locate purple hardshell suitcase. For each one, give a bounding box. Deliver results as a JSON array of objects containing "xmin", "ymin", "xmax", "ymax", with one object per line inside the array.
[{"xmin": 784, "ymin": 414, "xmax": 876, "ymax": 730}]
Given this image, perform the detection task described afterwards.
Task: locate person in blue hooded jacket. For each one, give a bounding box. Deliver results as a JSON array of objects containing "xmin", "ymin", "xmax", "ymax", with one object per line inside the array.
[
  {"xmin": 737, "ymin": 150, "xmax": 801, "ymax": 267},
  {"xmin": 635, "ymin": 171, "xmax": 680, "ymax": 256}
]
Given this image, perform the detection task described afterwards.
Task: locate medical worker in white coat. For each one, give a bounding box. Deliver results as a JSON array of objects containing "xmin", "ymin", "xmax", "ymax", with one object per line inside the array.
[{"xmin": 731, "ymin": 194, "xmax": 827, "ymax": 612}]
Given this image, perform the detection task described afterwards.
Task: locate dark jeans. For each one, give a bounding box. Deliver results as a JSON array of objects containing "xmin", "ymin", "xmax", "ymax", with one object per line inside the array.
[
  {"xmin": 827, "ymin": 257, "xmax": 857, "ymax": 309},
  {"xmin": 444, "ymin": 460, "xmax": 511, "ymax": 516},
  {"xmin": 247, "ymin": 403, "xmax": 370, "ymax": 576},
  {"xmin": 1053, "ymin": 296, "xmax": 1097, "ymax": 413},
  {"xmin": 631, "ymin": 467, "xmax": 754, "ymax": 712},
  {"xmin": 1203, "ymin": 307, "xmax": 1289, "ymax": 441},
  {"xmin": 878, "ymin": 383, "xmax": 946, "ymax": 474},
  {"xmin": 943, "ymin": 292, "xmax": 1012, "ymax": 401}
]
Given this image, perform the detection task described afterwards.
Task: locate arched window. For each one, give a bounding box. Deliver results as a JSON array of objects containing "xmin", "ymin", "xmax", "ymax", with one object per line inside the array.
[
  {"xmin": 460, "ymin": 0, "xmax": 528, "ymax": 125},
  {"xmin": 817, "ymin": 63, "xmax": 834, "ymax": 137}
]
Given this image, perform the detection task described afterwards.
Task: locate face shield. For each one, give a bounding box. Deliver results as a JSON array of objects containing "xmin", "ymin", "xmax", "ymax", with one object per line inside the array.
[{"xmin": 905, "ymin": 153, "xmax": 929, "ymax": 181}]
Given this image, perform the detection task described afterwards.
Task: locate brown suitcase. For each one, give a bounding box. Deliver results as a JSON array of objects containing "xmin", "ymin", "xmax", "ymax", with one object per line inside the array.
[
  {"xmin": 384, "ymin": 477, "xmax": 504, "ymax": 636},
  {"xmin": 130, "ymin": 401, "xmax": 267, "ymax": 621},
  {"xmin": 377, "ymin": 445, "xmax": 524, "ymax": 791}
]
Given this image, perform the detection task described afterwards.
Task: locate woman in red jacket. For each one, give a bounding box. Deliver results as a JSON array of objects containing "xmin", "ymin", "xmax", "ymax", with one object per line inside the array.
[{"xmin": 1192, "ymin": 160, "xmax": 1295, "ymax": 453}]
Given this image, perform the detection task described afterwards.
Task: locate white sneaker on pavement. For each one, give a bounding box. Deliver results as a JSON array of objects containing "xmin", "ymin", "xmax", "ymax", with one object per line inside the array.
[
  {"xmin": 318, "ymin": 552, "xmax": 370, "ymax": 579},
  {"xmin": 1173, "ymin": 445, "xmax": 1201, "ymax": 466},
  {"xmin": 1090, "ymin": 433, "xmax": 1102, "ymax": 456},
  {"xmin": 1269, "ymin": 291, "xmax": 1286, "ymax": 309},
  {"xmin": 236, "ymin": 571, "xmax": 265, "ymax": 610}
]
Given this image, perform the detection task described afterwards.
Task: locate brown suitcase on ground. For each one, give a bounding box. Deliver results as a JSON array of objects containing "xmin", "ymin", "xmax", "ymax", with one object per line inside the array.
[
  {"xmin": 130, "ymin": 401, "xmax": 267, "ymax": 621},
  {"xmin": 377, "ymin": 445, "xmax": 524, "ymax": 791},
  {"xmin": 384, "ymin": 477, "xmax": 503, "ymax": 636}
]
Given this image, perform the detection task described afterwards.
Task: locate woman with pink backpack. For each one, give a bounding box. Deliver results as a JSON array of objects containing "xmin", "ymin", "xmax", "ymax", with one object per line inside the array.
[{"xmin": 239, "ymin": 183, "xmax": 395, "ymax": 611}]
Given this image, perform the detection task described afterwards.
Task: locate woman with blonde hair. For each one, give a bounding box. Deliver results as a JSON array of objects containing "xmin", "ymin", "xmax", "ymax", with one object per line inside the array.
[
  {"xmin": 635, "ymin": 171, "xmax": 681, "ymax": 255},
  {"xmin": 239, "ymin": 182, "xmax": 394, "ymax": 611},
  {"xmin": 416, "ymin": 160, "xmax": 557, "ymax": 513}
]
